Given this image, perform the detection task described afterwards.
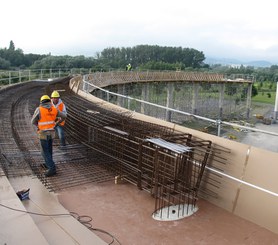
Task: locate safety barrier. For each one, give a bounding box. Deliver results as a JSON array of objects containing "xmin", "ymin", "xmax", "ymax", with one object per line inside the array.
[
  {"xmin": 82, "ymin": 77, "xmax": 278, "ymax": 139},
  {"xmin": 0, "ymin": 68, "xmax": 91, "ymax": 85}
]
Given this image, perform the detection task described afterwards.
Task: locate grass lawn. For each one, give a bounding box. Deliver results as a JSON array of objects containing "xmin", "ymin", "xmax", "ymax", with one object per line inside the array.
[{"xmin": 252, "ymin": 91, "xmax": 276, "ymax": 104}]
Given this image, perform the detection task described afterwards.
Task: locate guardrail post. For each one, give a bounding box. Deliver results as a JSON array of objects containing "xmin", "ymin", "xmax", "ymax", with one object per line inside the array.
[
  {"xmin": 166, "ymin": 82, "xmax": 174, "ymax": 121},
  {"xmin": 106, "ymin": 91, "xmax": 109, "ymax": 102},
  {"xmin": 9, "ymin": 71, "xmax": 11, "ymax": 85},
  {"xmin": 127, "ymin": 97, "xmax": 131, "ymax": 110},
  {"xmin": 246, "ymin": 83, "xmax": 252, "ymax": 119},
  {"xmin": 274, "ymin": 81, "xmax": 278, "ymax": 121},
  {"xmin": 216, "ymin": 119, "xmax": 222, "ymax": 136}
]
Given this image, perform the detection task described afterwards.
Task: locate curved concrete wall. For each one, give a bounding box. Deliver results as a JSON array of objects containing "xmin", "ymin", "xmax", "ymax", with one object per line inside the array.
[{"xmin": 70, "ymin": 76, "xmax": 278, "ymax": 235}]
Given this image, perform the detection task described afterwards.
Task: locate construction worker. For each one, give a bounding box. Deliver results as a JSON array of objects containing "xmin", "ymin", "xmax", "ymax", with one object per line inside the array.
[
  {"xmin": 31, "ymin": 95, "xmax": 67, "ymax": 177},
  {"xmin": 126, "ymin": 63, "xmax": 132, "ymax": 71},
  {"xmin": 51, "ymin": 90, "xmax": 67, "ymax": 147}
]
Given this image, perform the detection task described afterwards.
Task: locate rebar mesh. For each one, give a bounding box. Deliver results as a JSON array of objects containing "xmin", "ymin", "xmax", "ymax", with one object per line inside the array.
[{"xmin": 0, "ymin": 77, "xmax": 230, "ymax": 220}]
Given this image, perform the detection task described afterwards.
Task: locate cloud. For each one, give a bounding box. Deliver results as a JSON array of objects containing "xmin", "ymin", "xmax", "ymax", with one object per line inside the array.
[{"xmin": 1, "ymin": 0, "xmax": 278, "ymax": 63}]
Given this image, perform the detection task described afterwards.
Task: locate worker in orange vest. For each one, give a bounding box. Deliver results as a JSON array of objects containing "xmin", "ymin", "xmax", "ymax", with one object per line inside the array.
[
  {"xmin": 51, "ymin": 90, "xmax": 67, "ymax": 147},
  {"xmin": 31, "ymin": 95, "xmax": 67, "ymax": 177}
]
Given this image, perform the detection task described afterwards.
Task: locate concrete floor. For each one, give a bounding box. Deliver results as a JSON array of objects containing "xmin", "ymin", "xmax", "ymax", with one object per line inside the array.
[
  {"xmin": 1, "ymin": 175, "xmax": 107, "ymax": 245},
  {"xmin": 57, "ymin": 180, "xmax": 278, "ymax": 245}
]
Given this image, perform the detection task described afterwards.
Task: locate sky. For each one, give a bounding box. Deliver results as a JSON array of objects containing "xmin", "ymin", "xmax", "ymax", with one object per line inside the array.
[{"xmin": 1, "ymin": 0, "xmax": 278, "ymax": 63}]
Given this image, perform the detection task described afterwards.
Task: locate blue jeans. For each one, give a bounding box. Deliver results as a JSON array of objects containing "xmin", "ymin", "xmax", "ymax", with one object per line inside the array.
[
  {"xmin": 55, "ymin": 125, "xmax": 66, "ymax": 146},
  {"xmin": 40, "ymin": 135, "xmax": 56, "ymax": 173}
]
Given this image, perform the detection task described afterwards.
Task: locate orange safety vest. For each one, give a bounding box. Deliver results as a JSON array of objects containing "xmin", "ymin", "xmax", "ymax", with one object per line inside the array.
[
  {"xmin": 38, "ymin": 105, "xmax": 58, "ymax": 131},
  {"xmin": 57, "ymin": 102, "xmax": 65, "ymax": 126},
  {"xmin": 53, "ymin": 101, "xmax": 66, "ymax": 126}
]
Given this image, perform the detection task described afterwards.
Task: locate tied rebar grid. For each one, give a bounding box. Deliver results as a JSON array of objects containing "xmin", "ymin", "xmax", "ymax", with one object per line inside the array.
[
  {"xmin": 0, "ymin": 83, "xmax": 35, "ymax": 178},
  {"xmin": 75, "ymin": 124, "xmax": 213, "ymax": 217},
  {"xmin": 63, "ymin": 91, "xmax": 229, "ymax": 218},
  {"xmin": 0, "ymin": 80, "xmax": 116, "ymax": 192},
  {"xmin": 38, "ymin": 145, "xmax": 116, "ymax": 191},
  {"xmin": 1, "ymin": 78, "xmax": 230, "ymax": 218}
]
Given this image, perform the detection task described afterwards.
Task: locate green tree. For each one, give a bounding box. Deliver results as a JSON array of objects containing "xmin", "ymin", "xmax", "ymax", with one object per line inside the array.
[
  {"xmin": 8, "ymin": 40, "xmax": 15, "ymax": 51},
  {"xmin": 0, "ymin": 57, "xmax": 10, "ymax": 69},
  {"xmin": 251, "ymin": 84, "xmax": 258, "ymax": 97},
  {"xmin": 99, "ymin": 45, "xmax": 206, "ymax": 70}
]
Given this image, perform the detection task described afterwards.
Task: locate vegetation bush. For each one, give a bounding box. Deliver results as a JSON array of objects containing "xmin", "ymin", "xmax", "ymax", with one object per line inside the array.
[{"xmin": 0, "ymin": 40, "xmax": 277, "ymax": 104}]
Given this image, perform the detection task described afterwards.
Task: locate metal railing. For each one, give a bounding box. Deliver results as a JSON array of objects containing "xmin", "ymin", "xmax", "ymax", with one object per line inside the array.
[
  {"xmin": 82, "ymin": 77, "xmax": 278, "ymax": 138},
  {"xmin": 1, "ymin": 68, "xmax": 256, "ymax": 87},
  {"xmin": 85, "ymin": 71, "xmax": 255, "ymax": 86},
  {"xmin": 0, "ymin": 68, "xmax": 92, "ymax": 86},
  {"xmin": 80, "ymin": 77, "xmax": 278, "ymax": 198},
  {"xmin": 2, "ymin": 69, "xmax": 277, "ymax": 139}
]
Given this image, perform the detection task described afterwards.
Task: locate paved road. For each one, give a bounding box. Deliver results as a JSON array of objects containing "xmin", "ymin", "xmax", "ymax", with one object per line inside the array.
[{"xmin": 240, "ymin": 122, "xmax": 278, "ymax": 152}]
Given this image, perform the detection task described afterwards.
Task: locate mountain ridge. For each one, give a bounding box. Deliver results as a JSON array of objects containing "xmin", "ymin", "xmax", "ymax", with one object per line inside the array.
[{"xmin": 205, "ymin": 57, "xmax": 273, "ymax": 67}]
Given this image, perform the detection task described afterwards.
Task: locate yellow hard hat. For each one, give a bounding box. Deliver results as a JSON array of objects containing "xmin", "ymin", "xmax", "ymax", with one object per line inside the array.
[
  {"xmin": 51, "ymin": 90, "xmax": 60, "ymax": 98},
  {"xmin": 40, "ymin": 95, "xmax": 51, "ymax": 103}
]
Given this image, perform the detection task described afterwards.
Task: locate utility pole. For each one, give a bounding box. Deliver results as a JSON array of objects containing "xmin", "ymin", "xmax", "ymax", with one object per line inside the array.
[{"xmin": 273, "ymin": 82, "xmax": 278, "ymax": 121}]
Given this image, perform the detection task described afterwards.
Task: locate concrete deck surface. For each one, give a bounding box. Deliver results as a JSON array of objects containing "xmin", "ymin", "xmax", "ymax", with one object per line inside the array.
[
  {"xmin": 1, "ymin": 160, "xmax": 278, "ymax": 245},
  {"xmin": 2, "ymin": 173, "xmax": 278, "ymax": 245},
  {"xmin": 0, "ymin": 175, "xmax": 48, "ymax": 245},
  {"xmin": 1, "ymin": 175, "xmax": 106, "ymax": 245},
  {"xmin": 57, "ymin": 180, "xmax": 278, "ymax": 245}
]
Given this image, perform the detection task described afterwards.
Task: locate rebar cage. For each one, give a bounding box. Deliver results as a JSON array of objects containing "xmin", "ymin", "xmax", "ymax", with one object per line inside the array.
[{"xmin": 67, "ymin": 104, "xmax": 212, "ymax": 220}]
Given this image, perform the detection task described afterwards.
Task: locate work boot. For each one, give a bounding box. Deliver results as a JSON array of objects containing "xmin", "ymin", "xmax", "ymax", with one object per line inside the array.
[{"xmin": 44, "ymin": 170, "xmax": 56, "ymax": 177}]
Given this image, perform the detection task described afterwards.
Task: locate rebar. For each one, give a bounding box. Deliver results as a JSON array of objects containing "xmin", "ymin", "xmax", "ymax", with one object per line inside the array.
[{"xmin": 0, "ymin": 77, "xmax": 229, "ymax": 219}]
